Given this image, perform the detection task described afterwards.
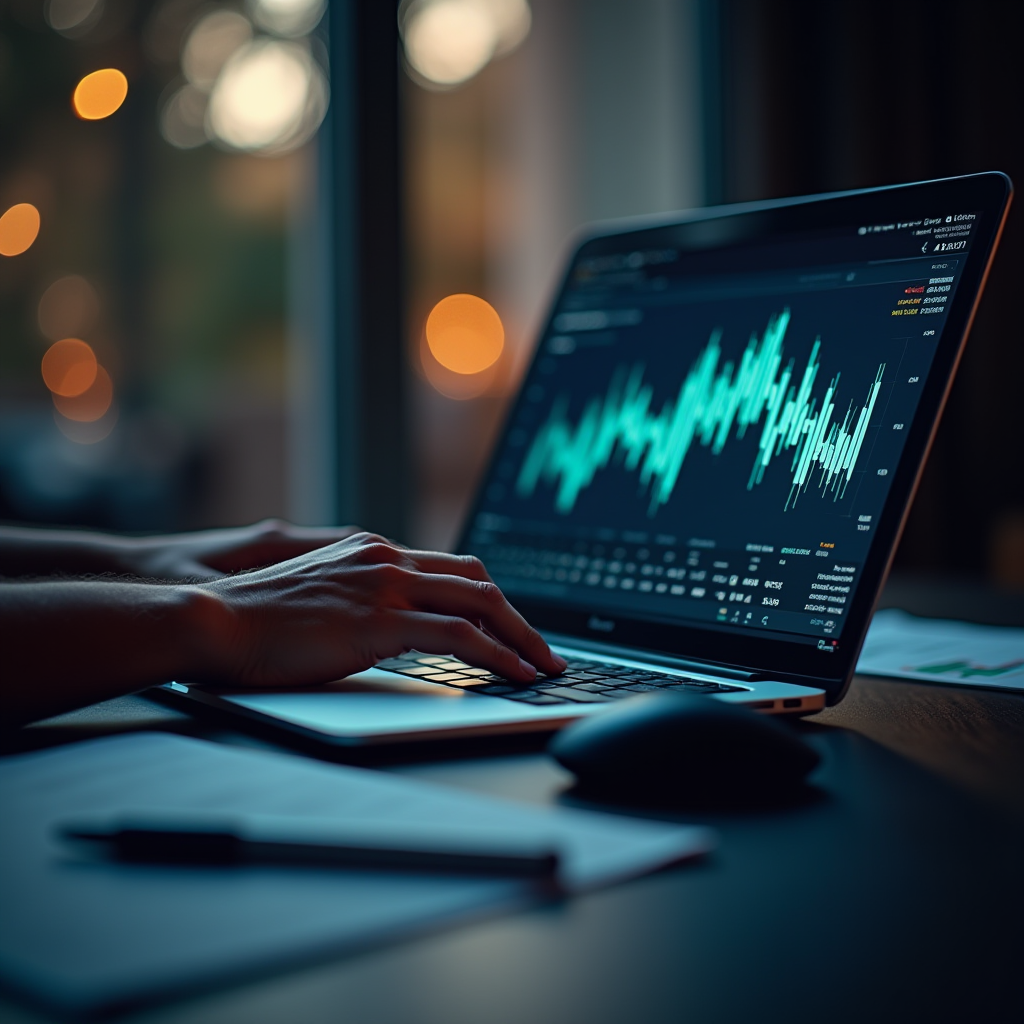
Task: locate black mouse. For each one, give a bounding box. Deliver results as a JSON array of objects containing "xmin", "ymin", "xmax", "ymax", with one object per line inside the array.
[{"xmin": 549, "ymin": 693, "xmax": 821, "ymax": 797}]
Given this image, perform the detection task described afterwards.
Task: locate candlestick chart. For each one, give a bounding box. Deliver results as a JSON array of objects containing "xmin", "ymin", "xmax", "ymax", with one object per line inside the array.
[{"xmin": 515, "ymin": 309, "xmax": 885, "ymax": 516}]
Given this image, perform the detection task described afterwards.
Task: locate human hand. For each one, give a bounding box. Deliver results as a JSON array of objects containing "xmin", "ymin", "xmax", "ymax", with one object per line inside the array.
[
  {"xmin": 124, "ymin": 519, "xmax": 362, "ymax": 581},
  {"xmin": 196, "ymin": 532, "xmax": 567, "ymax": 688}
]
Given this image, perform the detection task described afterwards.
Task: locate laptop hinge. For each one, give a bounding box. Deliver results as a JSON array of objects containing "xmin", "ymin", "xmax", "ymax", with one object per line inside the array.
[{"xmin": 542, "ymin": 632, "xmax": 757, "ymax": 682}]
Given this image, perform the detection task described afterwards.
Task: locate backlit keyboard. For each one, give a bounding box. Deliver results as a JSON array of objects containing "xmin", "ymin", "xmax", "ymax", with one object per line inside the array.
[{"xmin": 374, "ymin": 652, "xmax": 746, "ymax": 706}]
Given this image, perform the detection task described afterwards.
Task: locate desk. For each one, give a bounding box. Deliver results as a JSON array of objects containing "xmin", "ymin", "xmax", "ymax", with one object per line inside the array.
[{"xmin": 2, "ymin": 575, "xmax": 1022, "ymax": 1024}]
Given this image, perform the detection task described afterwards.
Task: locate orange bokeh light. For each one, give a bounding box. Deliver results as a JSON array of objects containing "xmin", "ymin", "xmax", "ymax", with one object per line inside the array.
[
  {"xmin": 0, "ymin": 203, "xmax": 41, "ymax": 256},
  {"xmin": 52, "ymin": 364, "xmax": 113, "ymax": 422},
  {"xmin": 41, "ymin": 338, "xmax": 98, "ymax": 397},
  {"xmin": 425, "ymin": 293, "xmax": 504, "ymax": 375},
  {"xmin": 419, "ymin": 333, "xmax": 499, "ymax": 400},
  {"xmin": 73, "ymin": 69, "xmax": 128, "ymax": 120}
]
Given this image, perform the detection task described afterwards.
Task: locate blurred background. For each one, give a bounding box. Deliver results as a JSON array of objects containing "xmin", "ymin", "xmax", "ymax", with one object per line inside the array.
[{"xmin": 0, "ymin": 0, "xmax": 1021, "ymax": 587}]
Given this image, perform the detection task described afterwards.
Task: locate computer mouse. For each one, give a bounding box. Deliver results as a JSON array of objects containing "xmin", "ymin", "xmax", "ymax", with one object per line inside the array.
[{"xmin": 549, "ymin": 693, "xmax": 821, "ymax": 797}]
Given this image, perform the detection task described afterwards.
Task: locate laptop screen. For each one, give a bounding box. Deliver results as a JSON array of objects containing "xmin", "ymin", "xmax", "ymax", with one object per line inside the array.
[{"xmin": 459, "ymin": 177, "xmax": 1009, "ymax": 678}]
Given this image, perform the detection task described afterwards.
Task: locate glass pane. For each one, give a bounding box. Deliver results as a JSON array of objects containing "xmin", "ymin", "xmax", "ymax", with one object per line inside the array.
[
  {"xmin": 0, "ymin": 0, "xmax": 328, "ymax": 531},
  {"xmin": 401, "ymin": 0, "xmax": 704, "ymax": 550}
]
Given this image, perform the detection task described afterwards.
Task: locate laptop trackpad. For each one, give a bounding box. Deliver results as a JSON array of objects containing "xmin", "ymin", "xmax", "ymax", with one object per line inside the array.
[{"xmin": 219, "ymin": 669, "xmax": 585, "ymax": 739}]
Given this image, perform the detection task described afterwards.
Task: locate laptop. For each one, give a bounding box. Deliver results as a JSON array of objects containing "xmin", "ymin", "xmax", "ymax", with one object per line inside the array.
[{"xmin": 161, "ymin": 172, "xmax": 1012, "ymax": 749}]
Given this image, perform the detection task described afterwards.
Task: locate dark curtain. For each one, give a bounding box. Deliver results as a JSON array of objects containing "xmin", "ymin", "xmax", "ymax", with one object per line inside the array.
[{"xmin": 713, "ymin": 0, "xmax": 1024, "ymax": 578}]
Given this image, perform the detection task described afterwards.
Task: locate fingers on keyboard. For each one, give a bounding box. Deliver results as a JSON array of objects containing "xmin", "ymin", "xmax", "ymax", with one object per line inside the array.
[{"xmin": 376, "ymin": 652, "xmax": 742, "ymax": 703}]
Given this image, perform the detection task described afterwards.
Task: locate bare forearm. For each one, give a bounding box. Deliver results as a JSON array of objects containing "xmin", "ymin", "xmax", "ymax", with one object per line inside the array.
[
  {"xmin": 0, "ymin": 526, "xmax": 140, "ymax": 578},
  {"xmin": 1, "ymin": 581, "xmax": 231, "ymax": 727},
  {"xmin": 1, "ymin": 532, "xmax": 565, "ymax": 728}
]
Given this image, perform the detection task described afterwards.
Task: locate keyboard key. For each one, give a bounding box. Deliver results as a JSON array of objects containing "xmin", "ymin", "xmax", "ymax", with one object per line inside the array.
[
  {"xmin": 510, "ymin": 694, "xmax": 565, "ymax": 705},
  {"xmin": 426, "ymin": 672, "xmax": 472, "ymax": 682},
  {"xmin": 396, "ymin": 666, "xmax": 443, "ymax": 676},
  {"xmin": 475, "ymin": 684, "xmax": 519, "ymax": 695},
  {"xmin": 415, "ymin": 656, "xmax": 450, "ymax": 665},
  {"xmin": 572, "ymin": 682, "xmax": 617, "ymax": 693},
  {"xmin": 540, "ymin": 687, "xmax": 612, "ymax": 703},
  {"xmin": 459, "ymin": 667, "xmax": 491, "ymax": 677},
  {"xmin": 621, "ymin": 683, "xmax": 663, "ymax": 692}
]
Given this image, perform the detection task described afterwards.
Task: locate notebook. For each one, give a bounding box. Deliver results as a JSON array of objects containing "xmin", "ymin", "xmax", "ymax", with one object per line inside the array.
[{"xmin": 162, "ymin": 173, "xmax": 1012, "ymax": 746}]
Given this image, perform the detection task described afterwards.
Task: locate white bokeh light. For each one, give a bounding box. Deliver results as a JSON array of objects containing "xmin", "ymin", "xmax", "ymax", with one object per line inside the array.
[
  {"xmin": 160, "ymin": 83, "xmax": 209, "ymax": 149},
  {"xmin": 247, "ymin": 0, "xmax": 326, "ymax": 38},
  {"xmin": 485, "ymin": 0, "xmax": 531, "ymax": 55},
  {"xmin": 45, "ymin": 0, "xmax": 104, "ymax": 36},
  {"xmin": 400, "ymin": 0, "xmax": 531, "ymax": 87},
  {"xmin": 207, "ymin": 39, "xmax": 326, "ymax": 153},
  {"xmin": 182, "ymin": 9, "xmax": 253, "ymax": 91}
]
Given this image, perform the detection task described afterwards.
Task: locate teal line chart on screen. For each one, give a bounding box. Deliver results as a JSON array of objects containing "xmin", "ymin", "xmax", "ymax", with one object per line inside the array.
[{"xmin": 515, "ymin": 309, "xmax": 885, "ymax": 517}]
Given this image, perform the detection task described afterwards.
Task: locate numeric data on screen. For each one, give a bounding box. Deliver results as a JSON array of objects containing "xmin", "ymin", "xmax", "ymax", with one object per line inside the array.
[{"xmin": 467, "ymin": 246, "xmax": 967, "ymax": 641}]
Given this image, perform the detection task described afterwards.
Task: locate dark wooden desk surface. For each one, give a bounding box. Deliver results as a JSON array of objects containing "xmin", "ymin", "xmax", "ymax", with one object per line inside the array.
[{"xmin": 2, "ymin": 576, "xmax": 1022, "ymax": 1024}]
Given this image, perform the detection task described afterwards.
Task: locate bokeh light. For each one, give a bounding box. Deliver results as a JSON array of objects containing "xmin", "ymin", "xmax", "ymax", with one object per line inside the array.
[
  {"xmin": 41, "ymin": 338, "xmax": 99, "ymax": 397},
  {"xmin": 404, "ymin": 0, "xmax": 494, "ymax": 86},
  {"xmin": 182, "ymin": 10, "xmax": 252, "ymax": 90},
  {"xmin": 52, "ymin": 364, "xmax": 113, "ymax": 422},
  {"xmin": 420, "ymin": 333, "xmax": 499, "ymax": 399},
  {"xmin": 400, "ymin": 0, "xmax": 531, "ymax": 86},
  {"xmin": 53, "ymin": 405, "xmax": 118, "ymax": 444},
  {"xmin": 247, "ymin": 0, "xmax": 326, "ymax": 38},
  {"xmin": 207, "ymin": 39, "xmax": 326, "ymax": 153},
  {"xmin": 425, "ymin": 293, "xmax": 504, "ymax": 374},
  {"xmin": 45, "ymin": 0, "xmax": 104, "ymax": 37},
  {"xmin": 73, "ymin": 69, "xmax": 129, "ymax": 120},
  {"xmin": 38, "ymin": 275, "xmax": 101, "ymax": 340},
  {"xmin": 0, "ymin": 203, "xmax": 41, "ymax": 257},
  {"xmin": 160, "ymin": 84, "xmax": 209, "ymax": 149},
  {"xmin": 484, "ymin": 0, "xmax": 532, "ymax": 55}
]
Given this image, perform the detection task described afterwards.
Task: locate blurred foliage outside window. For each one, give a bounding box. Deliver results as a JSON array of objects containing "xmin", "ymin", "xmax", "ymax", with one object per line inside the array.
[{"xmin": 0, "ymin": 0, "xmax": 326, "ymax": 531}]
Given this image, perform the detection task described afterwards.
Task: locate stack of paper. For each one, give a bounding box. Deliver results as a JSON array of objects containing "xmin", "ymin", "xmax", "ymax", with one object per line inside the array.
[
  {"xmin": 857, "ymin": 609, "xmax": 1024, "ymax": 691},
  {"xmin": 0, "ymin": 732, "xmax": 712, "ymax": 1017}
]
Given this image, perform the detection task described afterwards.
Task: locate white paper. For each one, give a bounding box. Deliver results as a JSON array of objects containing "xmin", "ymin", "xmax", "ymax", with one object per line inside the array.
[
  {"xmin": 0, "ymin": 733, "xmax": 712, "ymax": 1015},
  {"xmin": 857, "ymin": 609, "xmax": 1024, "ymax": 691}
]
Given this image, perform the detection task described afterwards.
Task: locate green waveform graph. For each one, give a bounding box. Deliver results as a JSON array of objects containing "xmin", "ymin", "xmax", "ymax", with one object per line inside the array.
[{"xmin": 515, "ymin": 309, "xmax": 885, "ymax": 516}]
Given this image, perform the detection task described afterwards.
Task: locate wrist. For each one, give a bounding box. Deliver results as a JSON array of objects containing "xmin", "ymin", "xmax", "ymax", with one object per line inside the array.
[{"xmin": 175, "ymin": 584, "xmax": 244, "ymax": 683}]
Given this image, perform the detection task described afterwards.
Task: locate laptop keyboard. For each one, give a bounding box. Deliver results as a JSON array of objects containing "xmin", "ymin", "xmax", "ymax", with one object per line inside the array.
[{"xmin": 374, "ymin": 652, "xmax": 746, "ymax": 706}]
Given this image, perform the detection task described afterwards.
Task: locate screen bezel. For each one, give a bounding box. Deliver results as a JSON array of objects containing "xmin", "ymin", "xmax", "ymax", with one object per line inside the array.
[{"xmin": 456, "ymin": 173, "xmax": 1013, "ymax": 704}]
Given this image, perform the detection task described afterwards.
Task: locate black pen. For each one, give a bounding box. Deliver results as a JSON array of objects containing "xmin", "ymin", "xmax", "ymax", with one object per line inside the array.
[{"xmin": 61, "ymin": 816, "xmax": 561, "ymax": 879}]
